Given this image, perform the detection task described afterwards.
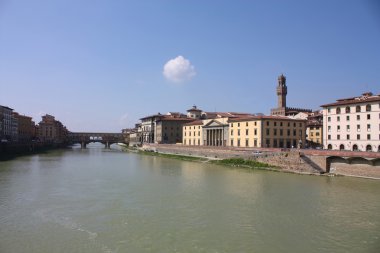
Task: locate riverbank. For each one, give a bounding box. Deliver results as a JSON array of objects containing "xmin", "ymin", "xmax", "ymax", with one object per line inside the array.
[
  {"xmin": 0, "ymin": 142, "xmax": 69, "ymax": 161},
  {"xmin": 123, "ymin": 144, "xmax": 380, "ymax": 179},
  {"xmin": 122, "ymin": 146, "xmax": 325, "ymax": 176}
]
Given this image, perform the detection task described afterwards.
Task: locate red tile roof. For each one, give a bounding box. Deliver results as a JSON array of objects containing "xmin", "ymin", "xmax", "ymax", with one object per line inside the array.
[{"xmin": 321, "ymin": 93, "xmax": 380, "ymax": 107}]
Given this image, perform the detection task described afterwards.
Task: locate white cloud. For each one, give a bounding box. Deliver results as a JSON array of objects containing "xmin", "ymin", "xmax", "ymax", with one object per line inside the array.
[{"xmin": 163, "ymin": 55, "xmax": 196, "ymax": 83}]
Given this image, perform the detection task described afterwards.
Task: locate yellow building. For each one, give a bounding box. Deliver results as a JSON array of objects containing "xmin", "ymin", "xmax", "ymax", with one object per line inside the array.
[
  {"xmin": 229, "ymin": 116, "xmax": 306, "ymax": 148},
  {"xmin": 183, "ymin": 120, "xmax": 203, "ymax": 146}
]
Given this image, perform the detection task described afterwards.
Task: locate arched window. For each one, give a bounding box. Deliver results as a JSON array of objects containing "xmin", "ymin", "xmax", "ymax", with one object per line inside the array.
[
  {"xmin": 366, "ymin": 104, "xmax": 371, "ymax": 112},
  {"xmin": 366, "ymin": 145, "xmax": 372, "ymax": 152},
  {"xmin": 345, "ymin": 106, "xmax": 350, "ymax": 113},
  {"xmin": 352, "ymin": 144, "xmax": 358, "ymax": 151},
  {"xmin": 356, "ymin": 105, "xmax": 361, "ymax": 112},
  {"xmin": 328, "ymin": 144, "xmax": 332, "ymax": 150},
  {"xmin": 339, "ymin": 144, "xmax": 344, "ymax": 150},
  {"xmin": 336, "ymin": 107, "xmax": 341, "ymax": 114}
]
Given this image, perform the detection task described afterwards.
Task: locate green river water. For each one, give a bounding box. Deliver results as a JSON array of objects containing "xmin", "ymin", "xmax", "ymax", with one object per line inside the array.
[{"xmin": 0, "ymin": 144, "xmax": 379, "ymax": 253}]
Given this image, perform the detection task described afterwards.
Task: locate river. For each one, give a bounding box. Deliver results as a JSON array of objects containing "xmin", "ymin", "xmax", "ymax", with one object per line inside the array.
[{"xmin": 0, "ymin": 144, "xmax": 379, "ymax": 253}]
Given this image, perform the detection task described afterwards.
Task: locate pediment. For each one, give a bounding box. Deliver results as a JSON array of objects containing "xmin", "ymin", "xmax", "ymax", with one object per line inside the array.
[{"xmin": 203, "ymin": 119, "xmax": 225, "ymax": 128}]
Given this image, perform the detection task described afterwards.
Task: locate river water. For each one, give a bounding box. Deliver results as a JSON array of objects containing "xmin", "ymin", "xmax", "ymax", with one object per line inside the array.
[{"xmin": 0, "ymin": 144, "xmax": 379, "ymax": 253}]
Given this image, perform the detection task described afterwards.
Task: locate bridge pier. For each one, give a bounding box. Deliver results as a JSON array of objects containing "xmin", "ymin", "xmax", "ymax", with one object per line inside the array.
[
  {"xmin": 104, "ymin": 142, "xmax": 110, "ymax": 149},
  {"xmin": 81, "ymin": 142, "xmax": 87, "ymax": 149}
]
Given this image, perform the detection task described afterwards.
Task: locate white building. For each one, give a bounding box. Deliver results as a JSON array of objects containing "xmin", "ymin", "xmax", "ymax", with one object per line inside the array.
[{"xmin": 321, "ymin": 92, "xmax": 380, "ymax": 152}]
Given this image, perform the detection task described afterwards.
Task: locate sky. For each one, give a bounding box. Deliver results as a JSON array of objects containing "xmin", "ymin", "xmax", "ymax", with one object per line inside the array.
[{"xmin": 1, "ymin": 0, "xmax": 379, "ymax": 132}]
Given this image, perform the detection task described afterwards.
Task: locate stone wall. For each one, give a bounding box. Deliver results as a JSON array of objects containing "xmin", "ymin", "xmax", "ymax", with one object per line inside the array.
[{"xmin": 143, "ymin": 144, "xmax": 380, "ymax": 179}]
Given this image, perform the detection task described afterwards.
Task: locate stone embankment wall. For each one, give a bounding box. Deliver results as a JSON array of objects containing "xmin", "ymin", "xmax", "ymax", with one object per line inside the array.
[
  {"xmin": 143, "ymin": 144, "xmax": 380, "ymax": 179},
  {"xmin": 143, "ymin": 144, "xmax": 325, "ymax": 174}
]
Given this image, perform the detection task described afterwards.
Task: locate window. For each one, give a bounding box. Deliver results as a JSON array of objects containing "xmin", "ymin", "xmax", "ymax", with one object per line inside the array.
[
  {"xmin": 238, "ymin": 123, "xmax": 240, "ymax": 127},
  {"xmin": 266, "ymin": 121, "xmax": 269, "ymax": 126},
  {"xmin": 237, "ymin": 139, "xmax": 240, "ymax": 147},
  {"xmin": 337, "ymin": 116, "xmax": 340, "ymax": 122},
  {"xmin": 254, "ymin": 129, "xmax": 257, "ymax": 135},
  {"xmin": 316, "ymin": 132, "xmax": 320, "ymax": 136},
  {"xmin": 328, "ymin": 135, "xmax": 331, "ymax": 140},
  {"xmin": 367, "ymin": 114, "xmax": 371, "ymax": 120},
  {"xmin": 299, "ymin": 123, "xmax": 302, "ymax": 127},
  {"xmin": 198, "ymin": 131, "xmax": 200, "ymax": 136},
  {"xmin": 336, "ymin": 107, "xmax": 341, "ymax": 114},
  {"xmin": 254, "ymin": 122, "xmax": 257, "ymax": 126},
  {"xmin": 231, "ymin": 130, "xmax": 233, "ymax": 136},
  {"xmin": 356, "ymin": 105, "xmax": 361, "ymax": 112},
  {"xmin": 246, "ymin": 129, "xmax": 249, "ymax": 135},
  {"xmin": 337, "ymin": 134, "xmax": 340, "ymax": 140},
  {"xmin": 245, "ymin": 139, "xmax": 249, "ymax": 147},
  {"xmin": 287, "ymin": 129, "xmax": 290, "ymax": 136},
  {"xmin": 345, "ymin": 106, "xmax": 350, "ymax": 113},
  {"xmin": 366, "ymin": 104, "xmax": 371, "ymax": 112},
  {"xmin": 357, "ymin": 115, "xmax": 360, "ymax": 120},
  {"xmin": 274, "ymin": 122, "xmax": 277, "ymax": 126},
  {"xmin": 231, "ymin": 140, "xmax": 234, "ymax": 146},
  {"xmin": 288, "ymin": 122, "xmax": 290, "ymax": 127},
  {"xmin": 367, "ymin": 134, "xmax": 371, "ymax": 140},
  {"xmin": 294, "ymin": 123, "xmax": 296, "ymax": 127},
  {"xmin": 357, "ymin": 124, "xmax": 360, "ymax": 131},
  {"xmin": 280, "ymin": 122, "xmax": 283, "ymax": 127},
  {"xmin": 231, "ymin": 123, "xmax": 233, "ymax": 127},
  {"xmin": 347, "ymin": 134, "xmax": 350, "ymax": 140},
  {"xmin": 337, "ymin": 125, "xmax": 340, "ymax": 132},
  {"xmin": 346, "ymin": 125, "xmax": 350, "ymax": 131},
  {"xmin": 254, "ymin": 139, "xmax": 257, "ymax": 147},
  {"xmin": 246, "ymin": 122, "xmax": 248, "ymax": 127},
  {"xmin": 346, "ymin": 116, "xmax": 350, "ymax": 121},
  {"xmin": 328, "ymin": 126, "xmax": 331, "ymax": 132},
  {"xmin": 266, "ymin": 129, "xmax": 269, "ymax": 135},
  {"xmin": 367, "ymin": 124, "xmax": 371, "ymax": 131},
  {"xmin": 274, "ymin": 129, "xmax": 277, "ymax": 136},
  {"xmin": 238, "ymin": 129, "xmax": 240, "ymax": 136},
  {"xmin": 293, "ymin": 130, "xmax": 296, "ymax": 136},
  {"xmin": 280, "ymin": 129, "xmax": 283, "ymax": 136},
  {"xmin": 328, "ymin": 117, "xmax": 331, "ymax": 122},
  {"xmin": 328, "ymin": 108, "xmax": 331, "ymax": 113},
  {"xmin": 357, "ymin": 134, "xmax": 360, "ymax": 140}
]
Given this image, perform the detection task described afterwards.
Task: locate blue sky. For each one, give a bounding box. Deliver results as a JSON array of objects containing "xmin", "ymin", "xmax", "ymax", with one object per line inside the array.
[{"xmin": 1, "ymin": 0, "xmax": 379, "ymax": 132}]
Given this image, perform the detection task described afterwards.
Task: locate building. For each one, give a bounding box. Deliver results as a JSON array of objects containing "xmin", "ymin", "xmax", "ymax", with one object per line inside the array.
[
  {"xmin": 229, "ymin": 116, "xmax": 306, "ymax": 148},
  {"xmin": 0, "ymin": 105, "xmax": 14, "ymax": 142},
  {"xmin": 140, "ymin": 114, "xmax": 161, "ymax": 143},
  {"xmin": 38, "ymin": 114, "xmax": 68, "ymax": 144},
  {"xmin": 155, "ymin": 114, "xmax": 193, "ymax": 144},
  {"xmin": 11, "ymin": 112, "xmax": 18, "ymax": 142},
  {"xmin": 306, "ymin": 111, "xmax": 323, "ymax": 148},
  {"xmin": 321, "ymin": 92, "xmax": 380, "ymax": 152},
  {"xmin": 291, "ymin": 111, "xmax": 323, "ymax": 148},
  {"xmin": 183, "ymin": 112, "xmax": 256, "ymax": 147},
  {"xmin": 271, "ymin": 74, "xmax": 312, "ymax": 116},
  {"xmin": 140, "ymin": 112, "xmax": 194, "ymax": 144},
  {"xmin": 13, "ymin": 112, "xmax": 35, "ymax": 143}
]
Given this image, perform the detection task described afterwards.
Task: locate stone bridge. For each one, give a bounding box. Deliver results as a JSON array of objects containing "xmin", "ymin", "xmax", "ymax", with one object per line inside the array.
[{"xmin": 68, "ymin": 132, "xmax": 125, "ymax": 149}]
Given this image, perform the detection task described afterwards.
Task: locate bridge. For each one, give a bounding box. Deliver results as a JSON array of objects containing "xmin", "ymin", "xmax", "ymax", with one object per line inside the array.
[{"xmin": 68, "ymin": 132, "xmax": 125, "ymax": 149}]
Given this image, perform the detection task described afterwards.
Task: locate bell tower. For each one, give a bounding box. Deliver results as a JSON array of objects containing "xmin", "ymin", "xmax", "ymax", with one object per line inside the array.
[{"xmin": 277, "ymin": 74, "xmax": 287, "ymax": 108}]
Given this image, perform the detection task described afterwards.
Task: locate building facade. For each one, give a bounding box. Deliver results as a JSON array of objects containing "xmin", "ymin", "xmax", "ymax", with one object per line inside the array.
[
  {"xmin": 38, "ymin": 114, "xmax": 68, "ymax": 144},
  {"xmin": 229, "ymin": 116, "xmax": 306, "ymax": 148},
  {"xmin": 13, "ymin": 112, "xmax": 35, "ymax": 143},
  {"xmin": 0, "ymin": 105, "xmax": 14, "ymax": 142},
  {"xmin": 321, "ymin": 92, "xmax": 380, "ymax": 152},
  {"xmin": 155, "ymin": 116, "xmax": 193, "ymax": 144}
]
